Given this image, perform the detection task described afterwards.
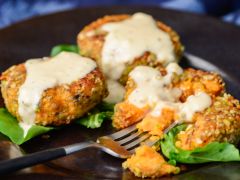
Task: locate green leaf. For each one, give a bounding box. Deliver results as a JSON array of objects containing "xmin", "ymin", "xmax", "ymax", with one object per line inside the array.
[
  {"xmin": 160, "ymin": 124, "xmax": 240, "ymax": 163},
  {"xmin": 50, "ymin": 44, "xmax": 79, "ymax": 56},
  {"xmin": 76, "ymin": 111, "xmax": 113, "ymax": 129},
  {"xmin": 0, "ymin": 108, "xmax": 53, "ymax": 145},
  {"xmin": 75, "ymin": 102, "xmax": 114, "ymax": 129}
]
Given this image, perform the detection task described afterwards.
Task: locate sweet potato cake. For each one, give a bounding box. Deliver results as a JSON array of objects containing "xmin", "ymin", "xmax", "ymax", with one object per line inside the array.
[
  {"xmin": 0, "ymin": 52, "xmax": 107, "ymax": 126},
  {"xmin": 77, "ymin": 12, "xmax": 184, "ymax": 84},
  {"xmin": 176, "ymin": 93, "xmax": 240, "ymax": 150},
  {"xmin": 113, "ymin": 64, "xmax": 225, "ymax": 129}
]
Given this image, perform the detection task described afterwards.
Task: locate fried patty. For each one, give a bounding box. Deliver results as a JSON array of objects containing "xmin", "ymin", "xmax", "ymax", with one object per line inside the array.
[
  {"xmin": 1, "ymin": 63, "xmax": 107, "ymax": 126},
  {"xmin": 176, "ymin": 94, "xmax": 240, "ymax": 150},
  {"xmin": 77, "ymin": 14, "xmax": 184, "ymax": 83}
]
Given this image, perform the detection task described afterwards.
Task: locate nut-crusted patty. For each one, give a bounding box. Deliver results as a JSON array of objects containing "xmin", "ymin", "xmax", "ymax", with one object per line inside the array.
[
  {"xmin": 176, "ymin": 94, "xmax": 240, "ymax": 150},
  {"xmin": 1, "ymin": 63, "xmax": 108, "ymax": 126},
  {"xmin": 77, "ymin": 14, "xmax": 184, "ymax": 83}
]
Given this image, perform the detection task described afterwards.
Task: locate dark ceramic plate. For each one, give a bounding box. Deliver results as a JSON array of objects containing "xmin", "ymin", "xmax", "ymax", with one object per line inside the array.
[{"xmin": 0, "ymin": 6, "xmax": 240, "ymax": 180}]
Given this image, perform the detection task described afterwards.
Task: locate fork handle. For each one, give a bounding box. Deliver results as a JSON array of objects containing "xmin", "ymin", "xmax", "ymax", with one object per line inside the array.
[{"xmin": 0, "ymin": 142, "xmax": 95, "ymax": 174}]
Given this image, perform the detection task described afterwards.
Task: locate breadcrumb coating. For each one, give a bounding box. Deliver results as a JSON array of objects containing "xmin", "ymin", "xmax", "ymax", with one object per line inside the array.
[
  {"xmin": 113, "ymin": 101, "xmax": 150, "ymax": 129},
  {"xmin": 174, "ymin": 68, "xmax": 225, "ymax": 102}
]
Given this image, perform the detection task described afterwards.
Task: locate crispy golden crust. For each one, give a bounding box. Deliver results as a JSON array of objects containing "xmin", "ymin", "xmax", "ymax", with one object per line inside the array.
[
  {"xmin": 1, "ymin": 65, "xmax": 24, "ymax": 120},
  {"xmin": 119, "ymin": 52, "xmax": 167, "ymax": 84},
  {"xmin": 174, "ymin": 68, "xmax": 225, "ymax": 102},
  {"xmin": 113, "ymin": 101, "xmax": 149, "ymax": 129},
  {"xmin": 112, "ymin": 77, "xmax": 150, "ymax": 129},
  {"xmin": 176, "ymin": 94, "xmax": 240, "ymax": 150},
  {"xmin": 1, "ymin": 64, "xmax": 107, "ymax": 126},
  {"xmin": 77, "ymin": 14, "xmax": 184, "ymax": 83},
  {"xmin": 123, "ymin": 145, "xmax": 180, "ymax": 178},
  {"xmin": 77, "ymin": 15, "xmax": 129, "ymax": 65}
]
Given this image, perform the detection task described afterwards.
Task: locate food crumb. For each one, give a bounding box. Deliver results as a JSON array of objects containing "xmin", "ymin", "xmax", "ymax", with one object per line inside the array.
[{"xmin": 123, "ymin": 145, "xmax": 180, "ymax": 178}]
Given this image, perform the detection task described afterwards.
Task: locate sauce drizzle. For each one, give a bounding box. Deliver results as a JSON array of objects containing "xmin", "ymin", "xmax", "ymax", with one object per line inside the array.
[{"xmin": 101, "ymin": 12, "xmax": 175, "ymax": 81}]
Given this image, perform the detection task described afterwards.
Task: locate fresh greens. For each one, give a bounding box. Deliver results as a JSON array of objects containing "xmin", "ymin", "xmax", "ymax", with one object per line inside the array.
[
  {"xmin": 160, "ymin": 124, "xmax": 240, "ymax": 164},
  {"xmin": 76, "ymin": 111, "xmax": 113, "ymax": 129},
  {"xmin": 0, "ymin": 108, "xmax": 53, "ymax": 145},
  {"xmin": 75, "ymin": 102, "xmax": 114, "ymax": 129},
  {"xmin": 50, "ymin": 44, "xmax": 79, "ymax": 56}
]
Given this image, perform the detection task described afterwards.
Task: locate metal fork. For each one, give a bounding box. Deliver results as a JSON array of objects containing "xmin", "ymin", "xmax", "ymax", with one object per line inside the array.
[{"xmin": 0, "ymin": 121, "xmax": 179, "ymax": 175}]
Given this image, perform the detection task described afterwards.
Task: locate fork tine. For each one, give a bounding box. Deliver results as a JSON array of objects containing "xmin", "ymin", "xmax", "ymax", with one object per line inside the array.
[
  {"xmin": 137, "ymin": 121, "xmax": 180, "ymax": 147},
  {"xmin": 117, "ymin": 131, "xmax": 144, "ymax": 145},
  {"xmin": 123, "ymin": 133, "xmax": 151, "ymax": 151},
  {"xmin": 108, "ymin": 123, "xmax": 137, "ymax": 140},
  {"xmin": 142, "ymin": 138, "xmax": 157, "ymax": 147},
  {"xmin": 98, "ymin": 120, "xmax": 181, "ymax": 159},
  {"xmin": 163, "ymin": 120, "xmax": 179, "ymax": 134}
]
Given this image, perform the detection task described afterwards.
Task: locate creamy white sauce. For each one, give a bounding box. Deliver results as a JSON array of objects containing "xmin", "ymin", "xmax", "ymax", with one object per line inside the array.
[
  {"xmin": 104, "ymin": 79, "xmax": 125, "ymax": 103},
  {"xmin": 18, "ymin": 52, "xmax": 96, "ymax": 125},
  {"xmin": 19, "ymin": 122, "xmax": 32, "ymax": 137},
  {"xmin": 179, "ymin": 92, "xmax": 212, "ymax": 122},
  {"xmin": 128, "ymin": 63, "xmax": 182, "ymax": 108},
  {"xmin": 100, "ymin": 12, "xmax": 175, "ymax": 80},
  {"xmin": 150, "ymin": 92, "xmax": 212, "ymax": 122},
  {"xmin": 128, "ymin": 62, "xmax": 211, "ymax": 122}
]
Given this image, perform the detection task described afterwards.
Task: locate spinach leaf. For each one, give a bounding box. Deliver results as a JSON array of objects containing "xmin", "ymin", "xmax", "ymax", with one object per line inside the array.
[
  {"xmin": 160, "ymin": 124, "xmax": 240, "ymax": 164},
  {"xmin": 50, "ymin": 44, "xmax": 79, "ymax": 56},
  {"xmin": 0, "ymin": 108, "xmax": 53, "ymax": 145},
  {"xmin": 75, "ymin": 102, "xmax": 114, "ymax": 129},
  {"xmin": 76, "ymin": 111, "xmax": 113, "ymax": 129}
]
